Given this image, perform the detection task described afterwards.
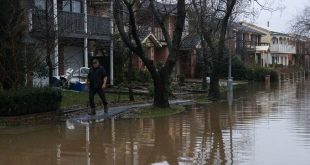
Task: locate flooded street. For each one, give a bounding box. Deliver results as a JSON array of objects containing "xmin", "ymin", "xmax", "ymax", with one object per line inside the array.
[{"xmin": 1, "ymin": 78, "xmax": 310, "ymax": 165}]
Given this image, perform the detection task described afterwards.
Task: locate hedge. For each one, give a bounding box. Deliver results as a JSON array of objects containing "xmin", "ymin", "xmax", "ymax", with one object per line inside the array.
[
  {"xmin": 247, "ymin": 67, "xmax": 279, "ymax": 82},
  {"xmin": 0, "ymin": 88, "xmax": 62, "ymax": 116},
  {"xmin": 217, "ymin": 57, "xmax": 279, "ymax": 82}
]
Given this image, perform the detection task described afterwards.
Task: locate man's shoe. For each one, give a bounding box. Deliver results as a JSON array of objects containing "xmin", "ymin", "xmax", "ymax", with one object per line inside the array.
[
  {"xmin": 104, "ymin": 104, "xmax": 108, "ymax": 113},
  {"xmin": 88, "ymin": 108, "xmax": 96, "ymax": 115}
]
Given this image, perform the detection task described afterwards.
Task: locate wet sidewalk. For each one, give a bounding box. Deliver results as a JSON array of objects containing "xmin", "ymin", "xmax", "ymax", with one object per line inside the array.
[{"xmin": 70, "ymin": 99, "xmax": 192, "ymax": 123}]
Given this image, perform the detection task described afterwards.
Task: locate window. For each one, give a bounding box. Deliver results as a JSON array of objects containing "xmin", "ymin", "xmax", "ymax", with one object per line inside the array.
[
  {"xmin": 62, "ymin": 0, "xmax": 71, "ymax": 12},
  {"xmin": 62, "ymin": 0, "xmax": 82, "ymax": 13},
  {"xmin": 34, "ymin": 0, "xmax": 46, "ymax": 10},
  {"xmin": 72, "ymin": 1, "xmax": 81, "ymax": 13}
]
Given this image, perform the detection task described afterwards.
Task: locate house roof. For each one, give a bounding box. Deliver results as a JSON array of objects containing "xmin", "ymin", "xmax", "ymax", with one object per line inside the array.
[
  {"xmin": 239, "ymin": 22, "xmax": 272, "ymax": 34},
  {"xmin": 231, "ymin": 22, "xmax": 266, "ymax": 35},
  {"xmin": 180, "ymin": 35, "xmax": 201, "ymax": 50},
  {"xmin": 141, "ymin": 0, "xmax": 178, "ymax": 14},
  {"xmin": 139, "ymin": 30, "xmax": 162, "ymax": 47}
]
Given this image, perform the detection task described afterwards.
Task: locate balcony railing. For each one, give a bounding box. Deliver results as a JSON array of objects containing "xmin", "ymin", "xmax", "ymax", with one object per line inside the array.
[
  {"xmin": 237, "ymin": 40, "xmax": 256, "ymax": 51},
  {"xmin": 270, "ymin": 44, "xmax": 296, "ymax": 54},
  {"xmin": 237, "ymin": 40, "xmax": 270, "ymax": 52},
  {"xmin": 257, "ymin": 42, "xmax": 270, "ymax": 46},
  {"xmin": 30, "ymin": 9, "xmax": 111, "ymax": 38}
]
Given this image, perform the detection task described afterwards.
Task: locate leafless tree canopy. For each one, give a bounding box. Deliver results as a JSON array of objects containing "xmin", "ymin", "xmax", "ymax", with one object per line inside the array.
[
  {"xmin": 113, "ymin": 0, "xmax": 186, "ymax": 107},
  {"xmin": 291, "ymin": 6, "xmax": 310, "ymax": 38}
]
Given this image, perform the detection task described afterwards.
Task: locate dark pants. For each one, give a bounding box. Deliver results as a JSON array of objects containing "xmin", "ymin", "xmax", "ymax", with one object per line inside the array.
[{"xmin": 89, "ymin": 88, "xmax": 108, "ymax": 108}]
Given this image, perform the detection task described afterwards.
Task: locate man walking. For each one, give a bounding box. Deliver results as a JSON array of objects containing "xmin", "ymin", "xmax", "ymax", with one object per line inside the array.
[{"xmin": 87, "ymin": 58, "xmax": 108, "ymax": 115}]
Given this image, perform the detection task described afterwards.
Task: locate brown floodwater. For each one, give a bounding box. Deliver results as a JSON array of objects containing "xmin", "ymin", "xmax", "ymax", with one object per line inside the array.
[{"xmin": 1, "ymin": 78, "xmax": 310, "ymax": 165}]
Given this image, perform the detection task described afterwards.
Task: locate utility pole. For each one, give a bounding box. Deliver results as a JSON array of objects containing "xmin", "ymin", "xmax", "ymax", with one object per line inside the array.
[
  {"xmin": 227, "ymin": 52, "xmax": 233, "ymax": 92},
  {"xmin": 110, "ymin": 0, "xmax": 114, "ymax": 85},
  {"xmin": 84, "ymin": 0, "xmax": 88, "ymax": 68},
  {"xmin": 53, "ymin": 0, "xmax": 59, "ymax": 76}
]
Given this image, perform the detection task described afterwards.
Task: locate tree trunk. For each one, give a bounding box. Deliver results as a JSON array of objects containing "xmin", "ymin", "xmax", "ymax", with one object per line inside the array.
[
  {"xmin": 201, "ymin": 38, "xmax": 208, "ymax": 90},
  {"xmin": 208, "ymin": 70, "xmax": 220, "ymax": 100},
  {"xmin": 201, "ymin": 63, "xmax": 208, "ymax": 90},
  {"xmin": 45, "ymin": 0, "xmax": 54, "ymax": 87},
  {"xmin": 46, "ymin": 47, "xmax": 53, "ymax": 86},
  {"xmin": 26, "ymin": 70, "xmax": 33, "ymax": 88},
  {"xmin": 128, "ymin": 52, "xmax": 134, "ymax": 101},
  {"xmin": 153, "ymin": 73, "xmax": 170, "ymax": 108}
]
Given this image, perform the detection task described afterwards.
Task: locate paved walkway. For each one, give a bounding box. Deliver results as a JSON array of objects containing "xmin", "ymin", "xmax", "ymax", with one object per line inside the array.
[{"xmin": 69, "ymin": 100, "xmax": 192, "ymax": 123}]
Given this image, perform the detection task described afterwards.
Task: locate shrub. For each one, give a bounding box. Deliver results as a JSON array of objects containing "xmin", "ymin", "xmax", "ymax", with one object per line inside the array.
[
  {"xmin": 147, "ymin": 85, "xmax": 154, "ymax": 97},
  {"xmin": 218, "ymin": 57, "xmax": 249, "ymax": 80},
  {"xmin": 136, "ymin": 70, "xmax": 152, "ymax": 82},
  {"xmin": 247, "ymin": 67, "xmax": 279, "ymax": 82},
  {"xmin": 0, "ymin": 88, "xmax": 62, "ymax": 116},
  {"xmin": 269, "ymin": 70, "xmax": 279, "ymax": 82},
  {"xmin": 177, "ymin": 74, "xmax": 186, "ymax": 86},
  {"xmin": 231, "ymin": 58, "xmax": 249, "ymax": 80},
  {"xmin": 252, "ymin": 67, "xmax": 270, "ymax": 81}
]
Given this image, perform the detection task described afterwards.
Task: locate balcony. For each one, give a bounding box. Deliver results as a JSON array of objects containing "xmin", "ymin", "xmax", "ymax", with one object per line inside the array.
[
  {"xmin": 237, "ymin": 40, "xmax": 271, "ymax": 53},
  {"xmin": 270, "ymin": 43, "xmax": 296, "ymax": 54},
  {"xmin": 237, "ymin": 40, "xmax": 257, "ymax": 52},
  {"xmin": 29, "ymin": 9, "xmax": 111, "ymax": 39}
]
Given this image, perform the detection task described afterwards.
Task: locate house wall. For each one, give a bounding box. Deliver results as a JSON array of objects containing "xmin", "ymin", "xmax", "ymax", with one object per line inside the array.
[
  {"xmin": 271, "ymin": 53, "xmax": 290, "ymax": 66},
  {"xmin": 88, "ymin": 5, "xmax": 110, "ymax": 17},
  {"xmin": 255, "ymin": 52, "xmax": 272, "ymax": 67},
  {"xmin": 226, "ymin": 30, "xmax": 237, "ymax": 54},
  {"xmin": 168, "ymin": 16, "xmax": 175, "ymax": 37},
  {"xmin": 179, "ymin": 50, "xmax": 197, "ymax": 78},
  {"xmin": 154, "ymin": 46, "xmax": 169, "ymax": 64},
  {"xmin": 63, "ymin": 46, "xmax": 84, "ymax": 72}
]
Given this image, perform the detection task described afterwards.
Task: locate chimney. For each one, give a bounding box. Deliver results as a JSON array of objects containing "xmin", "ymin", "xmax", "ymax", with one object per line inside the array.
[{"xmin": 267, "ymin": 21, "xmax": 270, "ymax": 28}]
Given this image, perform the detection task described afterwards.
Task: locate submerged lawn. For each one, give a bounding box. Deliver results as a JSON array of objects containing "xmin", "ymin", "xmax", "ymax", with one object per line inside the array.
[
  {"xmin": 119, "ymin": 105, "xmax": 187, "ymax": 119},
  {"xmin": 61, "ymin": 90, "xmax": 148, "ymax": 108}
]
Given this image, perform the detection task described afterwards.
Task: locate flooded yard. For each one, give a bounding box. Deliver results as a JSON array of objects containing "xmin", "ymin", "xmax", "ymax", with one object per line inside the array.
[{"xmin": 1, "ymin": 78, "xmax": 310, "ymax": 165}]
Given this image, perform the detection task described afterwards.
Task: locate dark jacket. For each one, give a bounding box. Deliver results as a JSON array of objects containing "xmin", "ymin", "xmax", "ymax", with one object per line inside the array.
[{"xmin": 87, "ymin": 66, "xmax": 107, "ymax": 89}]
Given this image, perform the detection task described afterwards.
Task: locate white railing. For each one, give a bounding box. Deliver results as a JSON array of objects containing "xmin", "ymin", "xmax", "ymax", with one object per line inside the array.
[
  {"xmin": 270, "ymin": 44, "xmax": 296, "ymax": 54},
  {"xmin": 30, "ymin": 9, "xmax": 111, "ymax": 36}
]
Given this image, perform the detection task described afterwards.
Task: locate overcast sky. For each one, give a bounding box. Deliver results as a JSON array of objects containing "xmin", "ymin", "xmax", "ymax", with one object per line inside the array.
[{"xmin": 244, "ymin": 0, "xmax": 309, "ymax": 33}]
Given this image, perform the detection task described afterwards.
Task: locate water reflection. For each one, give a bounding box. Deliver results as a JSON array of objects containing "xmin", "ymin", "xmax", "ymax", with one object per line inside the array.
[{"xmin": 1, "ymin": 79, "xmax": 310, "ymax": 165}]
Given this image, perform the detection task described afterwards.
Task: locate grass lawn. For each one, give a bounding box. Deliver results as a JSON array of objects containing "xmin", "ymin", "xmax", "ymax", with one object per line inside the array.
[
  {"xmin": 61, "ymin": 90, "xmax": 148, "ymax": 108},
  {"xmin": 193, "ymin": 96, "xmax": 213, "ymax": 104},
  {"xmin": 123, "ymin": 105, "xmax": 186, "ymax": 119}
]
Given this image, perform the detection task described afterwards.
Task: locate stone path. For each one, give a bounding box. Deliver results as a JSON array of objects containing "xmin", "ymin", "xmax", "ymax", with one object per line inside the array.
[{"xmin": 69, "ymin": 100, "xmax": 192, "ymax": 123}]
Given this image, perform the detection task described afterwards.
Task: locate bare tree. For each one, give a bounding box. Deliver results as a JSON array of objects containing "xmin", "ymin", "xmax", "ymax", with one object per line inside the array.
[
  {"xmin": 291, "ymin": 6, "xmax": 310, "ymax": 38},
  {"xmin": 190, "ymin": 0, "xmax": 281, "ymax": 100},
  {"xmin": 113, "ymin": 0, "xmax": 186, "ymax": 108},
  {"xmin": 0, "ymin": 0, "xmax": 28, "ymax": 89},
  {"xmin": 189, "ymin": 0, "xmax": 237, "ymax": 100}
]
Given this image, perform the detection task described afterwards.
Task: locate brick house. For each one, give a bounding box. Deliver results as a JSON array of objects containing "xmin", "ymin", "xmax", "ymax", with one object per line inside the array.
[
  {"xmin": 179, "ymin": 35, "xmax": 201, "ymax": 78},
  {"xmin": 295, "ymin": 36, "xmax": 310, "ymax": 69},
  {"xmin": 21, "ymin": 0, "xmax": 113, "ymax": 84},
  {"xmin": 130, "ymin": 1, "xmax": 178, "ymax": 72},
  {"xmin": 229, "ymin": 22, "xmax": 269, "ymax": 67},
  {"xmin": 177, "ymin": 22, "xmax": 268, "ymax": 79},
  {"xmin": 241, "ymin": 22, "xmax": 297, "ymax": 67}
]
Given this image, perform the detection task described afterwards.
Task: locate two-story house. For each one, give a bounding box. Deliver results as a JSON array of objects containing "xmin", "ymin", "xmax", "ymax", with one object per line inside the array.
[
  {"xmin": 230, "ymin": 22, "xmax": 270, "ymax": 67},
  {"xmin": 176, "ymin": 22, "xmax": 268, "ymax": 79},
  {"xmin": 21, "ymin": 0, "xmax": 113, "ymax": 83},
  {"xmin": 241, "ymin": 22, "xmax": 297, "ymax": 67}
]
